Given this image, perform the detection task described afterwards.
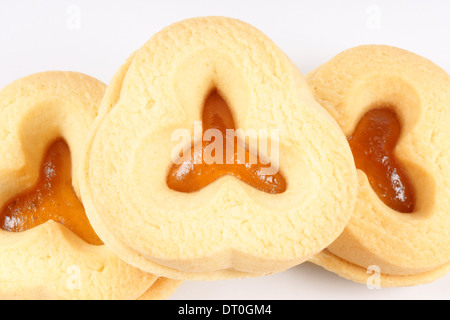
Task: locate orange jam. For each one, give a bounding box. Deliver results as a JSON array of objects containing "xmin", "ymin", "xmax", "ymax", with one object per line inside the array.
[
  {"xmin": 348, "ymin": 108, "xmax": 415, "ymax": 213},
  {"xmin": 0, "ymin": 140, "xmax": 103, "ymax": 245},
  {"xmin": 167, "ymin": 91, "xmax": 287, "ymax": 194}
]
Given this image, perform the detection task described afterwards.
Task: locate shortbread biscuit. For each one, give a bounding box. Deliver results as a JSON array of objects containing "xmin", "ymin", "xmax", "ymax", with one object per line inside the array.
[
  {"xmin": 0, "ymin": 72, "xmax": 179, "ymax": 299},
  {"xmin": 80, "ymin": 16, "xmax": 358, "ymax": 280},
  {"xmin": 307, "ymin": 45, "xmax": 450, "ymax": 286}
]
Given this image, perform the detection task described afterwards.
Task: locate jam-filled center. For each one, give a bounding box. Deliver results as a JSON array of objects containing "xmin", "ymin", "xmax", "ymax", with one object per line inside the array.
[
  {"xmin": 167, "ymin": 91, "xmax": 287, "ymax": 194},
  {"xmin": 0, "ymin": 140, "xmax": 103, "ymax": 245},
  {"xmin": 348, "ymin": 108, "xmax": 416, "ymax": 213}
]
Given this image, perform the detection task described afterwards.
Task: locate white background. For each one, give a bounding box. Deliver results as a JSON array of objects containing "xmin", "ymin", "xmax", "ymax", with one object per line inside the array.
[{"xmin": 0, "ymin": 0, "xmax": 448, "ymax": 300}]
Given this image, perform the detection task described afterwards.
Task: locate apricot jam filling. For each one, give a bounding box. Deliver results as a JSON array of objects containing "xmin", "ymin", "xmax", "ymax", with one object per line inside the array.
[
  {"xmin": 348, "ymin": 108, "xmax": 416, "ymax": 213},
  {"xmin": 167, "ymin": 91, "xmax": 287, "ymax": 194},
  {"xmin": 0, "ymin": 139, "xmax": 103, "ymax": 245}
]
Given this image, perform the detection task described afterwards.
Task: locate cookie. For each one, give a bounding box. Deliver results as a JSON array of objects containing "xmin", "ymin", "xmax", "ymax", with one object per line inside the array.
[
  {"xmin": 80, "ymin": 16, "xmax": 357, "ymax": 280},
  {"xmin": 307, "ymin": 45, "xmax": 450, "ymax": 286},
  {"xmin": 0, "ymin": 72, "xmax": 180, "ymax": 299}
]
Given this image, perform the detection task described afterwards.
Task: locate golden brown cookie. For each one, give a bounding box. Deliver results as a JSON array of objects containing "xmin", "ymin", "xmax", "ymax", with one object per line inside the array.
[
  {"xmin": 0, "ymin": 72, "xmax": 180, "ymax": 299},
  {"xmin": 307, "ymin": 45, "xmax": 450, "ymax": 286},
  {"xmin": 80, "ymin": 17, "xmax": 358, "ymax": 280}
]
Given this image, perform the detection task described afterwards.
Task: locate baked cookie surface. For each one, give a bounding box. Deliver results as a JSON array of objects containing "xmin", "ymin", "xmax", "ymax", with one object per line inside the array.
[
  {"xmin": 81, "ymin": 17, "xmax": 358, "ymax": 280},
  {"xmin": 0, "ymin": 72, "xmax": 179, "ymax": 299},
  {"xmin": 307, "ymin": 45, "xmax": 450, "ymax": 286}
]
